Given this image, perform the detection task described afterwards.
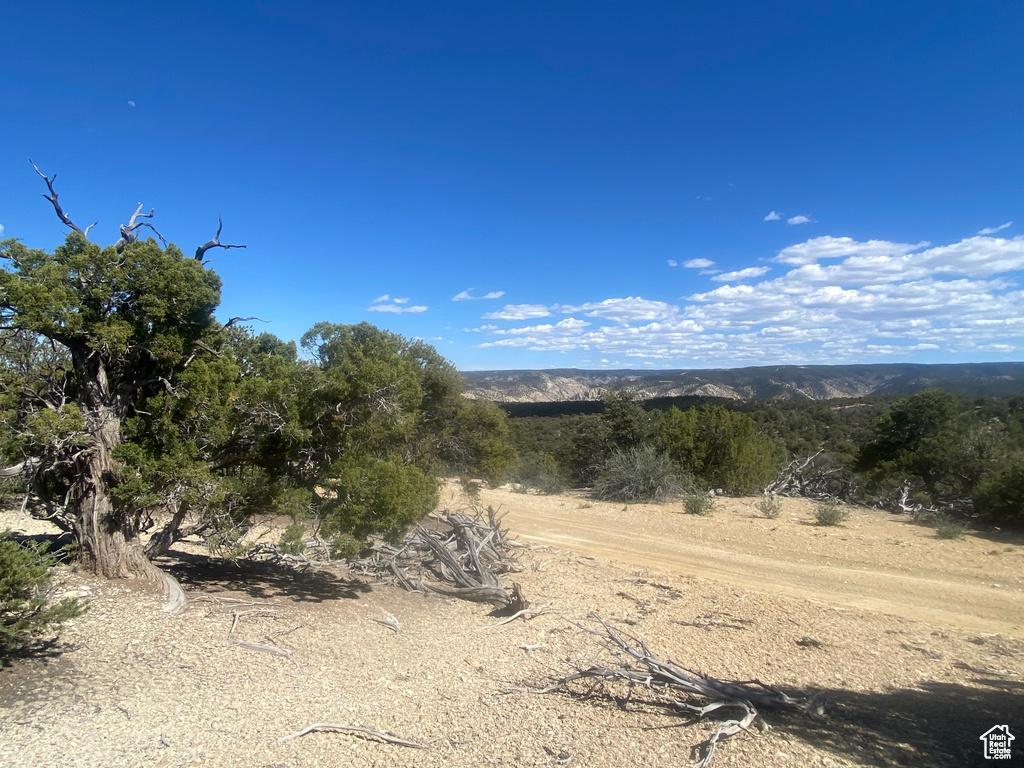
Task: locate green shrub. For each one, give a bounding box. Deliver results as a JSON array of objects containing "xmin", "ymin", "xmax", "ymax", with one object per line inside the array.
[
  {"xmin": 328, "ymin": 533, "xmax": 363, "ymax": 560},
  {"xmin": 278, "ymin": 523, "xmax": 307, "ymax": 556},
  {"xmin": 593, "ymin": 445, "xmax": 686, "ymax": 504},
  {"xmin": 972, "ymin": 458, "xmax": 1024, "ymax": 523},
  {"xmin": 932, "ymin": 514, "xmax": 968, "ymax": 540},
  {"xmin": 513, "ymin": 453, "xmax": 567, "ymax": 495},
  {"xmin": 683, "ymin": 493, "xmax": 715, "ymax": 516},
  {"xmin": 1, "ymin": 533, "xmax": 84, "ymax": 657},
  {"xmin": 756, "ymin": 494, "xmax": 782, "ymax": 519},
  {"xmin": 814, "ymin": 502, "xmax": 849, "ymax": 526}
]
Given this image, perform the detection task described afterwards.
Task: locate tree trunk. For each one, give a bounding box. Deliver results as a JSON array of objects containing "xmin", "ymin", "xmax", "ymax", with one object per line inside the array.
[{"xmin": 70, "ymin": 354, "xmax": 162, "ymax": 584}]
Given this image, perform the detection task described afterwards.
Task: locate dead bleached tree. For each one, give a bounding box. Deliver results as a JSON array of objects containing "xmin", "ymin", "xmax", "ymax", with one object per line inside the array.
[
  {"xmin": 539, "ymin": 614, "xmax": 810, "ymax": 768},
  {"xmin": 764, "ymin": 450, "xmax": 856, "ymax": 501},
  {"xmin": 360, "ymin": 506, "xmax": 528, "ymax": 612}
]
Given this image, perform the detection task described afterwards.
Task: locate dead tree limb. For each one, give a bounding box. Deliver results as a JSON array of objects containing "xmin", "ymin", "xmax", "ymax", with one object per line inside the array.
[
  {"xmin": 195, "ymin": 217, "xmax": 247, "ymax": 261},
  {"xmin": 30, "ymin": 160, "xmax": 97, "ymax": 237},
  {"xmin": 279, "ymin": 723, "xmax": 427, "ymax": 748},
  {"xmin": 360, "ymin": 506, "xmax": 526, "ymax": 610},
  {"xmin": 539, "ymin": 613, "xmax": 808, "ymax": 768},
  {"xmin": 114, "ymin": 202, "xmax": 167, "ymax": 253}
]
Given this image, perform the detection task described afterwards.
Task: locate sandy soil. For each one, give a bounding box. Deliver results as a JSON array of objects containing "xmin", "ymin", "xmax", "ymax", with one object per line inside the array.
[
  {"xmin": 1, "ymin": 489, "xmax": 1022, "ymax": 768},
  {"xmin": 479, "ymin": 487, "xmax": 1024, "ymax": 638}
]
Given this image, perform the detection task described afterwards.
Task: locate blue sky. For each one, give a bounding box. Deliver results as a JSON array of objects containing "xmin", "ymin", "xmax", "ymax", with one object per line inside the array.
[{"xmin": 2, "ymin": 1, "xmax": 1021, "ymax": 370}]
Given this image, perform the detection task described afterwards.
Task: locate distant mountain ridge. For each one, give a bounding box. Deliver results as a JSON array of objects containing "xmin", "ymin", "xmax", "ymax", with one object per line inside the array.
[{"xmin": 461, "ymin": 363, "xmax": 1024, "ymax": 402}]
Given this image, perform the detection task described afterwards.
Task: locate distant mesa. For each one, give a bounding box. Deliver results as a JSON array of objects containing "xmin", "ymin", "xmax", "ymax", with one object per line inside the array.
[{"xmin": 460, "ymin": 363, "xmax": 1024, "ymax": 403}]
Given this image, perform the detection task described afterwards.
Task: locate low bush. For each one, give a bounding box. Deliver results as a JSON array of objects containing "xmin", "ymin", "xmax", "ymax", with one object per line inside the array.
[
  {"xmin": 683, "ymin": 493, "xmax": 715, "ymax": 516},
  {"xmin": 814, "ymin": 502, "xmax": 849, "ymax": 526},
  {"xmin": 593, "ymin": 445, "xmax": 686, "ymax": 504},
  {"xmin": 513, "ymin": 453, "xmax": 567, "ymax": 495},
  {"xmin": 756, "ymin": 495, "xmax": 782, "ymax": 519},
  {"xmin": 932, "ymin": 514, "xmax": 968, "ymax": 540},
  {"xmin": 1, "ymin": 533, "xmax": 84, "ymax": 657}
]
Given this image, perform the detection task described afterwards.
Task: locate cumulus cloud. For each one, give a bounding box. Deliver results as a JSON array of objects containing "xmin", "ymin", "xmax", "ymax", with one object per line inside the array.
[
  {"xmin": 667, "ymin": 259, "xmax": 678, "ymax": 267},
  {"xmin": 979, "ymin": 222, "xmax": 1012, "ymax": 235},
  {"xmin": 787, "ymin": 215, "xmax": 812, "ymax": 225},
  {"xmin": 712, "ymin": 266, "xmax": 771, "ymax": 282},
  {"xmin": 682, "ymin": 258, "xmax": 715, "ymax": 269},
  {"xmin": 561, "ymin": 297, "xmax": 679, "ymax": 324},
  {"xmin": 764, "ymin": 211, "xmax": 782, "ymax": 221},
  {"xmin": 453, "ymin": 289, "xmax": 505, "ymax": 301},
  {"xmin": 773, "ymin": 236, "xmax": 928, "ymax": 266},
  {"xmin": 367, "ymin": 301, "xmax": 427, "ymax": 314},
  {"xmin": 470, "ymin": 233, "xmax": 1024, "ymax": 365},
  {"xmin": 483, "ymin": 304, "xmax": 552, "ymax": 320}
]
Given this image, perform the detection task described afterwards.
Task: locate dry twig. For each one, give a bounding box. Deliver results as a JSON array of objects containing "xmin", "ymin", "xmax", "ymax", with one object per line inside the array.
[{"xmin": 279, "ymin": 723, "xmax": 427, "ymax": 748}]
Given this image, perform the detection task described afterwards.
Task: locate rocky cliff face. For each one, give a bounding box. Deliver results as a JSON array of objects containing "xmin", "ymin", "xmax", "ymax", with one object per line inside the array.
[{"xmin": 461, "ymin": 363, "xmax": 1024, "ymax": 402}]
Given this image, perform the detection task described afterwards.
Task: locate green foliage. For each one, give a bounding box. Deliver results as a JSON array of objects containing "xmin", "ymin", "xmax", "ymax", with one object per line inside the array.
[
  {"xmin": 603, "ymin": 390, "xmax": 655, "ymax": 450},
  {"xmin": 814, "ymin": 503, "xmax": 849, "ymax": 526},
  {"xmin": 972, "ymin": 455, "xmax": 1024, "ymax": 522},
  {"xmin": 593, "ymin": 445, "xmax": 686, "ymax": 503},
  {"xmin": 1, "ymin": 533, "xmax": 84, "ymax": 656},
  {"xmin": 278, "ymin": 523, "xmax": 307, "ymax": 556},
  {"xmin": 319, "ymin": 453, "xmax": 438, "ymax": 542},
  {"xmin": 756, "ymin": 494, "xmax": 782, "ymax": 519},
  {"xmin": 657, "ymin": 405, "xmax": 782, "ymax": 494},
  {"xmin": 452, "ymin": 399, "xmax": 518, "ymax": 485},
  {"xmin": 932, "ymin": 514, "xmax": 968, "ymax": 539},
  {"xmin": 513, "ymin": 452, "xmax": 567, "ymax": 494},
  {"xmin": 683, "ymin": 492, "xmax": 715, "ymax": 516}
]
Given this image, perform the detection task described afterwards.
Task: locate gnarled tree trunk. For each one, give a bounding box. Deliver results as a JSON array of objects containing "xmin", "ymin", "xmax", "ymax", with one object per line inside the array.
[{"xmin": 70, "ymin": 351, "xmax": 162, "ymax": 584}]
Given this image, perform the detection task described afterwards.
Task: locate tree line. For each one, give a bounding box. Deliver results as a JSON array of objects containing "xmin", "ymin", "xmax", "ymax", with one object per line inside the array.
[{"xmin": 506, "ymin": 389, "xmax": 1024, "ymax": 523}]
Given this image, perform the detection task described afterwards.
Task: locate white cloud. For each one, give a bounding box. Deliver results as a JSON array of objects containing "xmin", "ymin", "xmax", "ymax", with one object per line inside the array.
[
  {"xmin": 453, "ymin": 289, "xmax": 506, "ymax": 301},
  {"xmin": 787, "ymin": 215, "xmax": 812, "ymax": 225},
  {"xmin": 773, "ymin": 236, "xmax": 928, "ymax": 266},
  {"xmin": 562, "ymin": 297, "xmax": 678, "ymax": 324},
  {"xmin": 712, "ymin": 266, "xmax": 771, "ymax": 282},
  {"xmin": 367, "ymin": 302, "xmax": 427, "ymax": 314},
  {"xmin": 470, "ymin": 233, "xmax": 1024, "ymax": 365},
  {"xmin": 393, "ymin": 297, "xmax": 410, "ymax": 304},
  {"xmin": 979, "ymin": 222, "xmax": 1012, "ymax": 235},
  {"xmin": 764, "ymin": 211, "xmax": 782, "ymax": 221},
  {"xmin": 682, "ymin": 258, "xmax": 715, "ymax": 269},
  {"xmin": 667, "ymin": 259, "xmax": 678, "ymax": 267},
  {"xmin": 0, "ymin": 224, "xmax": 4, "ymax": 236},
  {"xmin": 483, "ymin": 304, "xmax": 552, "ymax": 320},
  {"xmin": 372, "ymin": 294, "xmax": 390, "ymax": 303}
]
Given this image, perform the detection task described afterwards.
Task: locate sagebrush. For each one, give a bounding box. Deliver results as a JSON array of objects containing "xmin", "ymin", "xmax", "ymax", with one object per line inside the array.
[{"xmin": 593, "ymin": 445, "xmax": 686, "ymax": 503}]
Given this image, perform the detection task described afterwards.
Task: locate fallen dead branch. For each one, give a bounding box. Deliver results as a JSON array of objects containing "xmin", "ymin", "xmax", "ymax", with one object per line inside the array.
[
  {"xmin": 478, "ymin": 601, "xmax": 553, "ymax": 630},
  {"xmin": 367, "ymin": 613, "xmax": 402, "ymax": 634},
  {"xmin": 357, "ymin": 506, "xmax": 528, "ymax": 611},
  {"xmin": 224, "ymin": 605, "xmax": 299, "ymax": 668},
  {"xmin": 279, "ymin": 722, "xmax": 427, "ymax": 748},
  {"xmin": 539, "ymin": 613, "xmax": 808, "ymax": 768}
]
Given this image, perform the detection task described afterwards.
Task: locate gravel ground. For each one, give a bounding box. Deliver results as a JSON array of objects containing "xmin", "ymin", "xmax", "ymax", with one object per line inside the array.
[{"xmin": 1, "ymin": 495, "xmax": 1022, "ymax": 768}]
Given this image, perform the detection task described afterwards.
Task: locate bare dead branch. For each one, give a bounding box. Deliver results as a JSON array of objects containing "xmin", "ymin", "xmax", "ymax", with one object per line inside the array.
[
  {"xmin": 223, "ymin": 315, "xmax": 268, "ymax": 329},
  {"xmin": 113, "ymin": 202, "xmax": 167, "ymax": 252},
  {"xmin": 538, "ymin": 613, "xmax": 809, "ymax": 768},
  {"xmin": 279, "ymin": 723, "xmax": 427, "ymax": 748},
  {"xmin": 195, "ymin": 217, "xmax": 247, "ymax": 261},
  {"xmin": 30, "ymin": 160, "xmax": 97, "ymax": 236},
  {"xmin": 366, "ymin": 613, "xmax": 402, "ymax": 634}
]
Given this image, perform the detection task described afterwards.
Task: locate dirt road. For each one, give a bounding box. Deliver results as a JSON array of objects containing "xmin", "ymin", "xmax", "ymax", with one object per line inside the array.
[{"xmin": 471, "ymin": 486, "xmax": 1024, "ymax": 637}]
